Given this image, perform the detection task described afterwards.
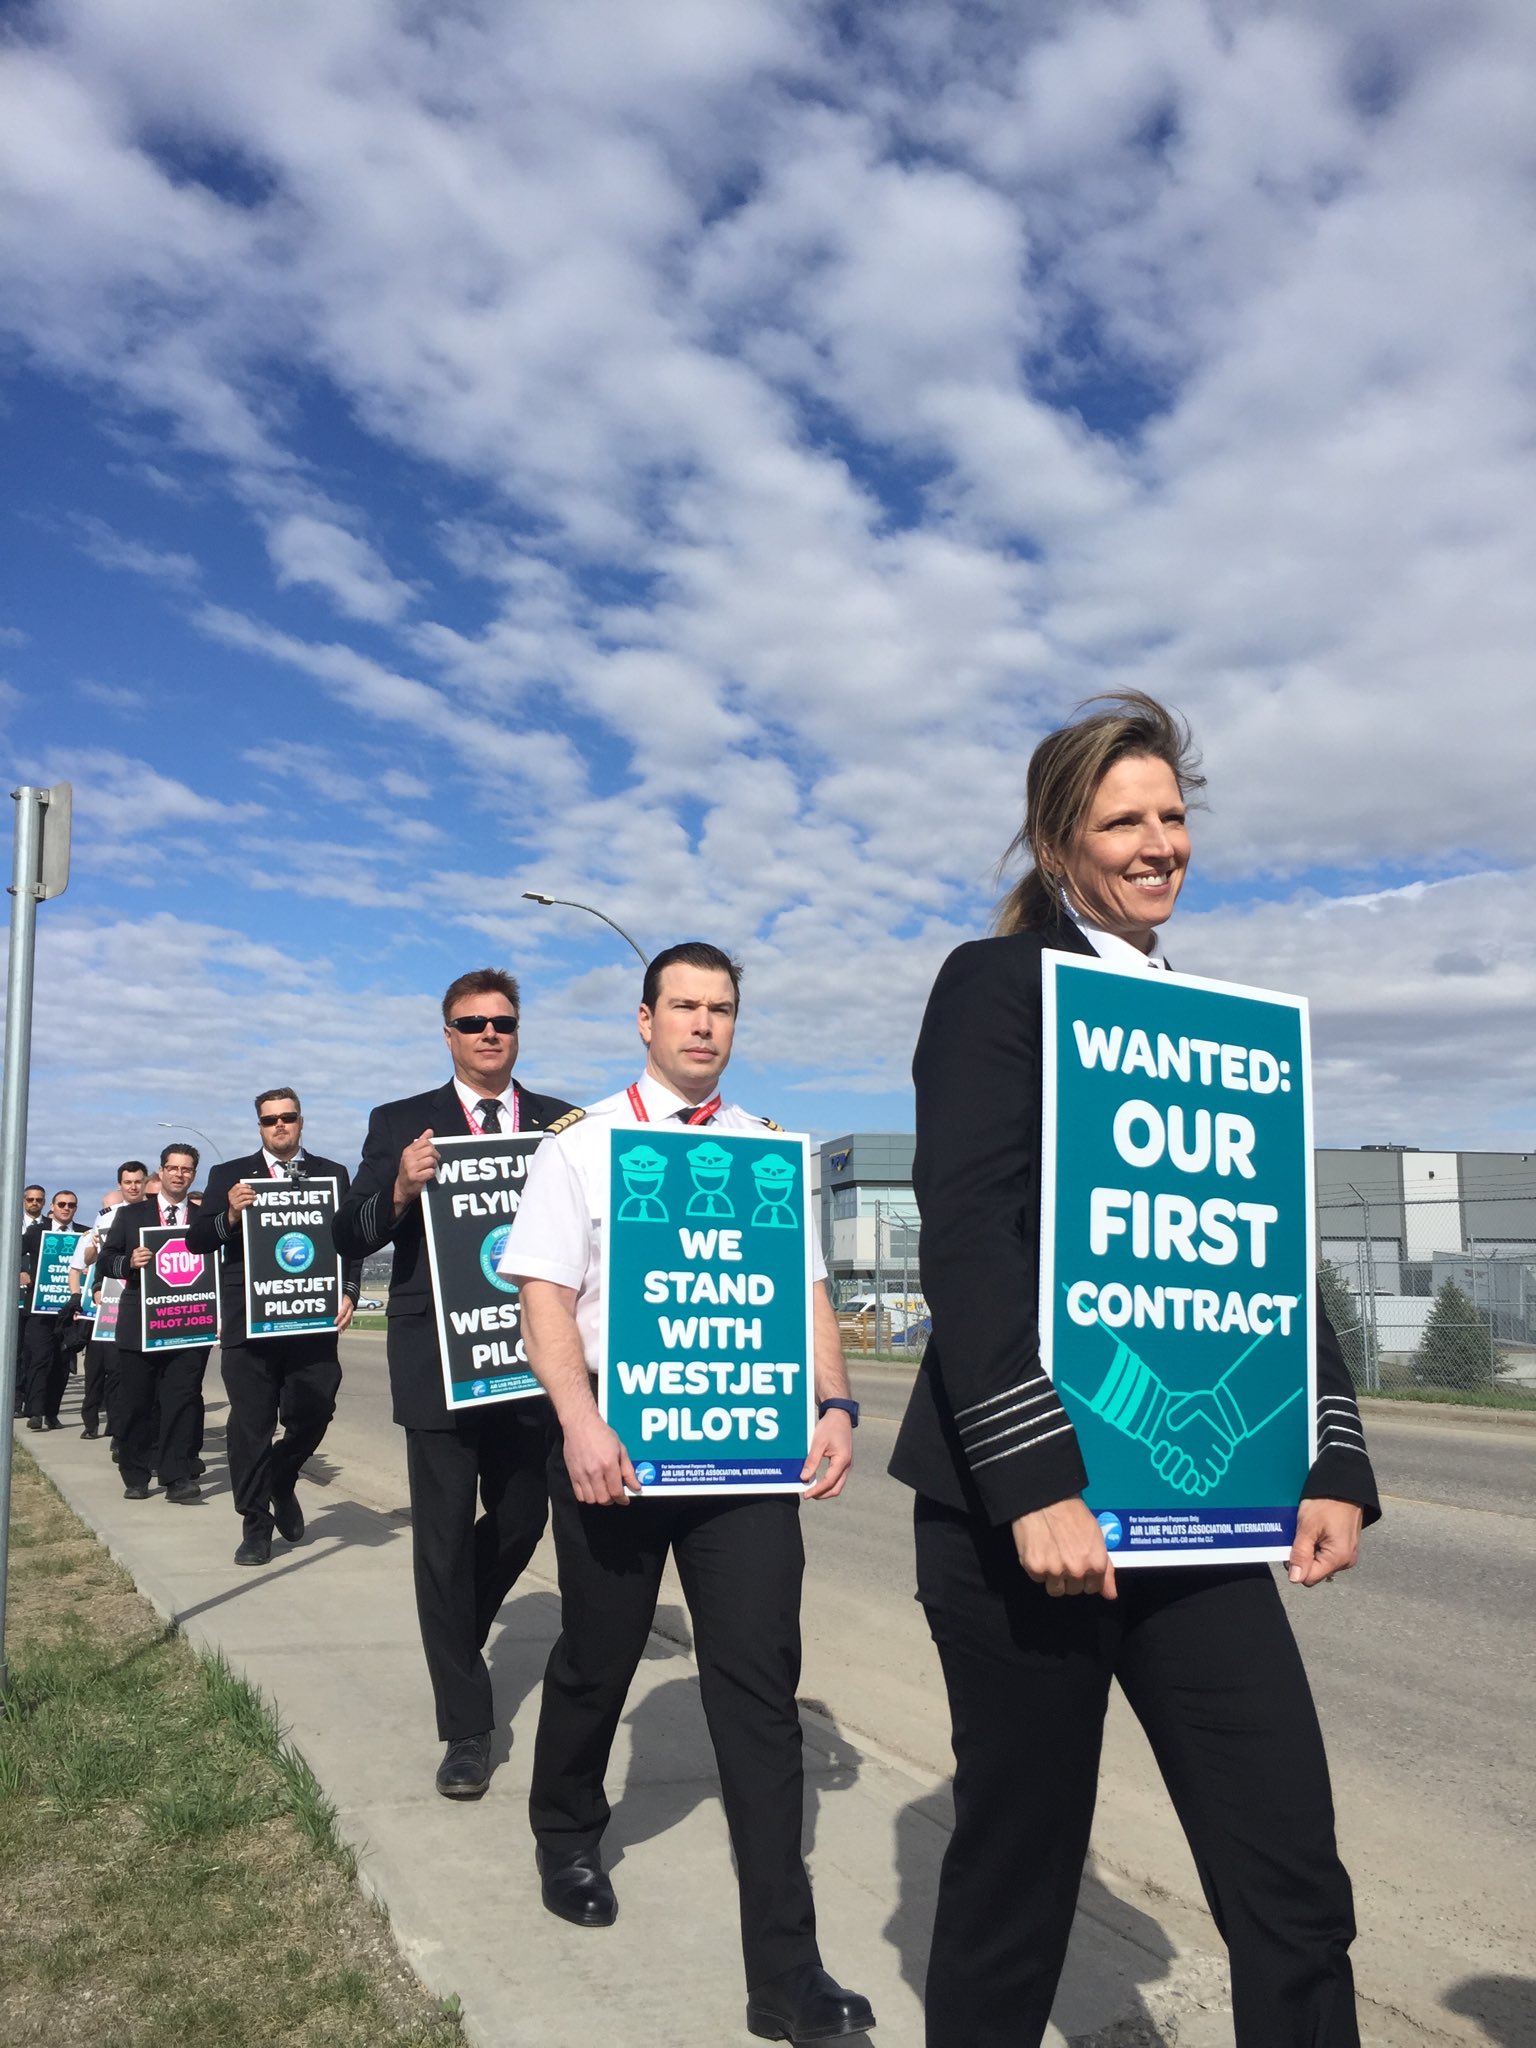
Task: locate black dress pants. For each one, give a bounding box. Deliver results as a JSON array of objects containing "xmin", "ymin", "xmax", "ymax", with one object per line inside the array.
[
  {"xmin": 404, "ymin": 1405, "xmax": 553, "ymax": 1742},
  {"xmin": 530, "ymin": 1453, "xmax": 819, "ymax": 1988},
  {"xmin": 221, "ymin": 1336, "xmax": 342, "ymax": 1538},
  {"xmin": 117, "ymin": 1343, "xmax": 211, "ymax": 1489},
  {"xmin": 81, "ymin": 1338, "xmax": 112, "ymax": 1430},
  {"xmin": 915, "ymin": 1497, "xmax": 1359, "ymax": 2048},
  {"xmin": 21, "ymin": 1315, "xmax": 70, "ymax": 1421}
]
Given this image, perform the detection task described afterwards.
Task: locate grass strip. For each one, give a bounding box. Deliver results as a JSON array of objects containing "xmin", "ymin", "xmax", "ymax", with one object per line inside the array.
[
  {"xmin": 1, "ymin": 1447, "xmax": 461, "ymax": 2048},
  {"xmin": 1359, "ymin": 1384, "xmax": 1536, "ymax": 1411}
]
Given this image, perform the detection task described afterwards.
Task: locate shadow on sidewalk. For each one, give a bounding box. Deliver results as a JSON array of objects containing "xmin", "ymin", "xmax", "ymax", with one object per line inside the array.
[
  {"xmin": 1443, "ymin": 1974, "xmax": 1536, "ymax": 2046},
  {"xmin": 484, "ymin": 1588, "xmax": 563, "ymax": 1767},
  {"xmin": 171, "ymin": 1498, "xmax": 409, "ymax": 1626},
  {"xmin": 883, "ymin": 1786, "xmax": 1179, "ymax": 2042}
]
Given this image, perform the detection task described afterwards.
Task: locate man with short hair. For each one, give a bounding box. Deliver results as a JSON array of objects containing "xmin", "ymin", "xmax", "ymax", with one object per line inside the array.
[
  {"xmin": 188, "ymin": 1090, "xmax": 361, "ymax": 1566},
  {"xmin": 504, "ymin": 942, "xmax": 875, "ymax": 2046},
  {"xmin": 99, "ymin": 1143, "xmax": 210, "ymax": 1503},
  {"xmin": 334, "ymin": 969, "xmax": 578, "ymax": 1799},
  {"xmin": 19, "ymin": 1189, "xmax": 83, "ymax": 1429},
  {"xmin": 14, "ymin": 1184, "xmax": 46, "ymax": 1414}
]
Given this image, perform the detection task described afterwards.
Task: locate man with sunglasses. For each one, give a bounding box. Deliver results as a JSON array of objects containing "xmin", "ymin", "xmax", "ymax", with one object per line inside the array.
[
  {"xmin": 19, "ymin": 1188, "xmax": 84, "ymax": 1429},
  {"xmin": 335, "ymin": 968, "xmax": 578, "ymax": 1799},
  {"xmin": 188, "ymin": 1090, "xmax": 362, "ymax": 1566}
]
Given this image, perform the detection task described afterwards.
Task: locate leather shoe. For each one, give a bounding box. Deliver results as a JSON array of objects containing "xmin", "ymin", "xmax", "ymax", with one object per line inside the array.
[
  {"xmin": 164, "ymin": 1479, "xmax": 203, "ymax": 1505},
  {"xmin": 435, "ymin": 1732, "xmax": 491, "ymax": 1800},
  {"xmin": 746, "ymin": 1964, "xmax": 876, "ymax": 2042},
  {"xmin": 234, "ymin": 1531, "xmax": 272, "ymax": 1567},
  {"xmin": 123, "ymin": 1483, "xmax": 150, "ymax": 1500},
  {"xmin": 80, "ymin": 1424, "xmax": 99, "ymax": 1439},
  {"xmin": 271, "ymin": 1490, "xmax": 304, "ymax": 1543},
  {"xmin": 25, "ymin": 1416, "xmax": 43, "ymax": 1431},
  {"xmin": 536, "ymin": 1845, "xmax": 617, "ymax": 1927}
]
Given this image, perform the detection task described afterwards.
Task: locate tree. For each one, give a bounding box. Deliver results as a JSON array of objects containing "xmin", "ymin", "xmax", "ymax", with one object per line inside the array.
[
  {"xmin": 1412, "ymin": 1279, "xmax": 1498, "ymax": 1392},
  {"xmin": 1317, "ymin": 1259, "xmax": 1367, "ymax": 1385}
]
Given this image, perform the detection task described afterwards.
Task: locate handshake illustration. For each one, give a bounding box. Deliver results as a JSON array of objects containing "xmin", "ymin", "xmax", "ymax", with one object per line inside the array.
[{"xmin": 1062, "ymin": 1335, "xmax": 1299, "ymax": 1498}]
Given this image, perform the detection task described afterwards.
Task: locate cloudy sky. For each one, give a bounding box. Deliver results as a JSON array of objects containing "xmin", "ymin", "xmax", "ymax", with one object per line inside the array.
[{"xmin": 2, "ymin": 0, "xmax": 1533, "ymax": 1199}]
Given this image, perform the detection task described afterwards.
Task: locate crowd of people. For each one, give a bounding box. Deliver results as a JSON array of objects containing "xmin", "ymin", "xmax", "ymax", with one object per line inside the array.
[{"xmin": 11, "ymin": 691, "xmax": 1381, "ymax": 2048}]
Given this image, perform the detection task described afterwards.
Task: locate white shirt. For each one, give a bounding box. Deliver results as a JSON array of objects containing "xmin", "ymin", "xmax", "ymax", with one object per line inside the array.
[
  {"xmin": 68, "ymin": 1207, "xmax": 119, "ymax": 1276},
  {"xmin": 262, "ymin": 1147, "xmax": 308, "ymax": 1177},
  {"xmin": 157, "ymin": 1198, "xmax": 188, "ymax": 1228},
  {"xmin": 502, "ymin": 1070, "xmax": 826, "ymax": 1374},
  {"xmin": 1066, "ymin": 902, "xmax": 1171, "ymax": 973},
  {"xmin": 451, "ymin": 1076, "xmax": 518, "ymax": 1134}
]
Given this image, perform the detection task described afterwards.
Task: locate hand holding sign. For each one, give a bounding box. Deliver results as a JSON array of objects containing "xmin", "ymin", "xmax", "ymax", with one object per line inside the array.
[
  {"xmin": 563, "ymin": 1410, "xmax": 642, "ymax": 1507},
  {"xmin": 394, "ymin": 1129, "xmax": 440, "ymax": 1211},
  {"xmin": 226, "ymin": 1180, "xmax": 256, "ymax": 1224},
  {"xmin": 1012, "ymin": 1496, "xmax": 1117, "ymax": 1600},
  {"xmin": 130, "ymin": 1245, "xmax": 153, "ymax": 1269},
  {"xmin": 800, "ymin": 1409, "xmax": 853, "ymax": 1499}
]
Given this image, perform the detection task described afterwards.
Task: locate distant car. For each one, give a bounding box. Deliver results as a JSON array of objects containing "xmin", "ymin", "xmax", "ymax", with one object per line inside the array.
[{"xmin": 355, "ymin": 1296, "xmax": 384, "ymax": 1311}]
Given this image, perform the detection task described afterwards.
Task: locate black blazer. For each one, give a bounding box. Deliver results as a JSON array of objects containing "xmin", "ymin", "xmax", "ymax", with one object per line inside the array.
[
  {"xmin": 333, "ymin": 1077, "xmax": 577, "ymax": 1430},
  {"xmin": 99, "ymin": 1197, "xmax": 200, "ymax": 1347},
  {"xmin": 889, "ymin": 912, "xmax": 1382, "ymax": 1529},
  {"xmin": 187, "ymin": 1150, "xmax": 362, "ymax": 1346}
]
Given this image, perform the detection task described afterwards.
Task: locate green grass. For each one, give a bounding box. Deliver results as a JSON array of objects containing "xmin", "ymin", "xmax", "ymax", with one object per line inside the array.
[
  {"xmin": 1360, "ymin": 1383, "xmax": 1536, "ymax": 1411},
  {"xmin": 0, "ymin": 1450, "xmax": 460, "ymax": 2048}
]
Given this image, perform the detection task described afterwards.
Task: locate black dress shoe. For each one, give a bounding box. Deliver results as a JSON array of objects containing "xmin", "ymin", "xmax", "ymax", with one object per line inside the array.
[
  {"xmin": 80, "ymin": 1424, "xmax": 100, "ymax": 1439},
  {"xmin": 234, "ymin": 1531, "xmax": 272, "ymax": 1567},
  {"xmin": 164, "ymin": 1479, "xmax": 203, "ymax": 1505},
  {"xmin": 25, "ymin": 1416, "xmax": 43, "ymax": 1431},
  {"xmin": 123, "ymin": 1483, "xmax": 150, "ymax": 1500},
  {"xmin": 42, "ymin": 1415, "xmax": 63, "ymax": 1430},
  {"xmin": 435, "ymin": 1732, "xmax": 491, "ymax": 1800},
  {"xmin": 110, "ymin": 1441, "xmax": 121, "ymax": 1463},
  {"xmin": 536, "ymin": 1845, "xmax": 617, "ymax": 1927},
  {"xmin": 271, "ymin": 1490, "xmax": 304, "ymax": 1543},
  {"xmin": 746, "ymin": 1963, "xmax": 877, "ymax": 2042}
]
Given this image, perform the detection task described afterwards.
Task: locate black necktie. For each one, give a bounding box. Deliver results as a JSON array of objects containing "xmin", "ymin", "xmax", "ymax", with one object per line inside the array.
[
  {"xmin": 477, "ymin": 1099, "xmax": 503, "ymax": 1133},
  {"xmin": 674, "ymin": 1107, "xmax": 715, "ymax": 1126}
]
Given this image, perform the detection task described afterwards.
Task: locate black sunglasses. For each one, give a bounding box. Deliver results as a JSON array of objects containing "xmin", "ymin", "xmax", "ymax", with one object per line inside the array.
[
  {"xmin": 259, "ymin": 1111, "xmax": 301, "ymax": 1127},
  {"xmin": 446, "ymin": 1015, "xmax": 519, "ymax": 1036}
]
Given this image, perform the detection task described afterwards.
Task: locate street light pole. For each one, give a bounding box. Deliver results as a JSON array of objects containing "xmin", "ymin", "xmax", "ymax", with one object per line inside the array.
[
  {"xmin": 156, "ymin": 1120, "xmax": 226, "ymax": 1164},
  {"xmin": 521, "ymin": 891, "xmax": 648, "ymax": 966}
]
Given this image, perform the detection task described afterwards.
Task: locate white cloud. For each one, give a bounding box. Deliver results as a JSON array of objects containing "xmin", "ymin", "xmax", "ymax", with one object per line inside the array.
[
  {"xmin": 73, "ymin": 515, "xmax": 199, "ymax": 586},
  {"xmin": 265, "ymin": 513, "xmax": 415, "ymax": 623}
]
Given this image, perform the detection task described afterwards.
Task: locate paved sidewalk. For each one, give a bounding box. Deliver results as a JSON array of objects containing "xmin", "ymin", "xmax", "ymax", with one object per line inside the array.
[{"xmin": 16, "ymin": 1373, "xmax": 1238, "ymax": 2048}]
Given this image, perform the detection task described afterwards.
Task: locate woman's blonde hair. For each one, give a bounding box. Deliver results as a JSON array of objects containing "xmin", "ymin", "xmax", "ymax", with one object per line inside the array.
[{"xmin": 995, "ymin": 690, "xmax": 1205, "ymax": 936}]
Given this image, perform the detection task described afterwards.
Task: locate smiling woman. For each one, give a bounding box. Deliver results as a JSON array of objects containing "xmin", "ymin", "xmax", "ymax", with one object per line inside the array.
[{"xmin": 892, "ymin": 689, "xmax": 1382, "ymax": 2048}]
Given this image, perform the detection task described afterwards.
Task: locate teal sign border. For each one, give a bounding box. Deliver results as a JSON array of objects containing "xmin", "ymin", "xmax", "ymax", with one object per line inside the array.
[
  {"xmin": 600, "ymin": 1127, "xmax": 815, "ymax": 1494},
  {"xmin": 1040, "ymin": 954, "xmax": 1317, "ymax": 1567}
]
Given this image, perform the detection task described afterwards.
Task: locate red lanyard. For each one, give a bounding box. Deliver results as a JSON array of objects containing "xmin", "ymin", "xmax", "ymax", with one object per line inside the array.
[
  {"xmin": 462, "ymin": 1091, "xmax": 519, "ymax": 1135},
  {"xmin": 627, "ymin": 1083, "xmax": 720, "ymax": 1125}
]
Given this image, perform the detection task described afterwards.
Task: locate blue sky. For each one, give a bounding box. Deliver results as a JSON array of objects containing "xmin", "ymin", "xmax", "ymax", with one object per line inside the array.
[{"xmin": 2, "ymin": 0, "xmax": 1533, "ymax": 1201}]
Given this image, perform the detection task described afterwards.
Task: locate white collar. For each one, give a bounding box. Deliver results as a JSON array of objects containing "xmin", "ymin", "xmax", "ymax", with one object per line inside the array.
[
  {"xmin": 262, "ymin": 1147, "xmax": 304, "ymax": 1173},
  {"xmin": 631, "ymin": 1070, "xmax": 725, "ymax": 1120},
  {"xmin": 453, "ymin": 1076, "xmax": 516, "ymax": 1118},
  {"xmin": 1066, "ymin": 902, "xmax": 1171, "ymax": 973}
]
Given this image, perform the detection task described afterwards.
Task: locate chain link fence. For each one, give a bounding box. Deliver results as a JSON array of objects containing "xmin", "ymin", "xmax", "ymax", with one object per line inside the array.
[{"xmin": 1318, "ymin": 1191, "xmax": 1536, "ymax": 1402}]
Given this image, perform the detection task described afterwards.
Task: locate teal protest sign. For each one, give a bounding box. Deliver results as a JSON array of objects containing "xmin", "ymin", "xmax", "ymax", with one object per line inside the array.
[
  {"xmin": 29, "ymin": 1232, "xmax": 79, "ymax": 1314},
  {"xmin": 1040, "ymin": 955, "xmax": 1316, "ymax": 1567},
  {"xmin": 600, "ymin": 1128, "xmax": 815, "ymax": 1494}
]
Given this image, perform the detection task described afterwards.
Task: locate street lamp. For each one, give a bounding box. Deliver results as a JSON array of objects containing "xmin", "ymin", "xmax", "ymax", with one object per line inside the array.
[
  {"xmin": 521, "ymin": 891, "xmax": 648, "ymax": 966},
  {"xmin": 157, "ymin": 1119, "xmax": 226, "ymax": 1163}
]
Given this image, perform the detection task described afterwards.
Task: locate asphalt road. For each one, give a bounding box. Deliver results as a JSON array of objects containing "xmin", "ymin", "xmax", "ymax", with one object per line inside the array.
[{"xmin": 321, "ymin": 1340, "xmax": 1535, "ymax": 2045}]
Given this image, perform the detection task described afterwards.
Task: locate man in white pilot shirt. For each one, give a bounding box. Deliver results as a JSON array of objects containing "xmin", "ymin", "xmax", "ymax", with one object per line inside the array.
[{"xmin": 502, "ymin": 941, "xmax": 876, "ymax": 2048}]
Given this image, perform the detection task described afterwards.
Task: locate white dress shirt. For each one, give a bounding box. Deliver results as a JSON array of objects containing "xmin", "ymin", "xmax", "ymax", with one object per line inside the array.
[
  {"xmin": 451, "ymin": 1076, "xmax": 518, "ymax": 1133},
  {"xmin": 1066, "ymin": 902, "xmax": 1171, "ymax": 973},
  {"xmin": 502, "ymin": 1070, "xmax": 826, "ymax": 1374}
]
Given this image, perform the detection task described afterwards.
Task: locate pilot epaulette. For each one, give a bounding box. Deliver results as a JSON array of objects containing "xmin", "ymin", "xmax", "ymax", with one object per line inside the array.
[
  {"xmin": 545, "ymin": 1108, "xmax": 587, "ymax": 1135},
  {"xmin": 757, "ymin": 1116, "xmax": 784, "ymax": 1131}
]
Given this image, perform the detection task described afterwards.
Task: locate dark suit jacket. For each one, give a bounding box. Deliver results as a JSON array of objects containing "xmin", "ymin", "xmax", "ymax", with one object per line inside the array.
[
  {"xmin": 187, "ymin": 1150, "xmax": 362, "ymax": 1346},
  {"xmin": 99, "ymin": 1197, "xmax": 201, "ymax": 1351},
  {"xmin": 889, "ymin": 911, "xmax": 1382, "ymax": 1529},
  {"xmin": 333, "ymin": 1077, "xmax": 578, "ymax": 1430}
]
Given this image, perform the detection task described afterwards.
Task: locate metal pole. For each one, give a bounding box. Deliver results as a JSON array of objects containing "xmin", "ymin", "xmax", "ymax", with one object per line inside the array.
[
  {"xmin": 873, "ymin": 1200, "xmax": 884, "ymax": 1355},
  {"xmin": 0, "ymin": 787, "xmax": 46, "ymax": 1695}
]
